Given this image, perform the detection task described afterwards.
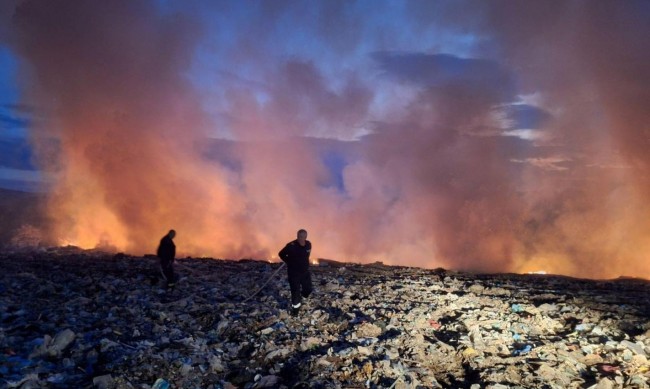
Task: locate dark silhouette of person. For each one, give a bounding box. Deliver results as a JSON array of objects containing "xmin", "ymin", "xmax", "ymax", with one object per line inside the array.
[
  {"xmin": 157, "ymin": 229, "xmax": 176, "ymax": 289},
  {"xmin": 278, "ymin": 229, "xmax": 312, "ymax": 315}
]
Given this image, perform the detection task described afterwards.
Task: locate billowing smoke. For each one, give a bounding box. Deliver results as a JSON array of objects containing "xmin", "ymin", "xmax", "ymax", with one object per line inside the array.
[
  {"xmin": 3, "ymin": 0, "xmax": 649, "ymax": 278},
  {"xmin": 6, "ymin": 0, "xmax": 253, "ymax": 256}
]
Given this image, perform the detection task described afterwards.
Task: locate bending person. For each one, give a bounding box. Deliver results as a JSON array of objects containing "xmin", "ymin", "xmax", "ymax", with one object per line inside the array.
[{"xmin": 157, "ymin": 229, "xmax": 177, "ymax": 289}]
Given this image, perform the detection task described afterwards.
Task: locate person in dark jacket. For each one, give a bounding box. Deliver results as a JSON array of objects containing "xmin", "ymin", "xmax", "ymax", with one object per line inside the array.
[
  {"xmin": 157, "ymin": 229, "xmax": 176, "ymax": 289},
  {"xmin": 278, "ymin": 229, "xmax": 312, "ymax": 316}
]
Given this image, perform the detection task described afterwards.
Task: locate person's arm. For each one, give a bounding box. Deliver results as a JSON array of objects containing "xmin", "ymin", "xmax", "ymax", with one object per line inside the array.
[{"xmin": 278, "ymin": 243, "xmax": 290, "ymax": 263}]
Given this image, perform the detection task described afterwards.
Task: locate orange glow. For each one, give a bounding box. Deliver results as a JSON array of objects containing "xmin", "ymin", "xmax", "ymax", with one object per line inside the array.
[{"xmin": 8, "ymin": 0, "xmax": 650, "ymax": 281}]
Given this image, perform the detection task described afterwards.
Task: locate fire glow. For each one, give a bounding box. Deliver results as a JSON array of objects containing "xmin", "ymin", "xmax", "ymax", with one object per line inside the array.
[{"xmin": 3, "ymin": 0, "xmax": 650, "ymax": 280}]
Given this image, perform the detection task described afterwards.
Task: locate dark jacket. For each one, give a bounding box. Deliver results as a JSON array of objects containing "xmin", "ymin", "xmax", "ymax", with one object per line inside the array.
[
  {"xmin": 279, "ymin": 240, "xmax": 311, "ymax": 276},
  {"xmin": 157, "ymin": 235, "xmax": 176, "ymax": 262}
]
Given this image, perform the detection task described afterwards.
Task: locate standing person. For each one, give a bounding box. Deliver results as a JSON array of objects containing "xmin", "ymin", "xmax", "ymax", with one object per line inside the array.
[
  {"xmin": 157, "ymin": 229, "xmax": 176, "ymax": 289},
  {"xmin": 278, "ymin": 229, "xmax": 313, "ymax": 316}
]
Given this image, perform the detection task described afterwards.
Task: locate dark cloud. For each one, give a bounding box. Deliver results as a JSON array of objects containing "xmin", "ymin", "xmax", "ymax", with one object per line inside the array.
[{"xmin": 373, "ymin": 52, "xmax": 515, "ymax": 103}]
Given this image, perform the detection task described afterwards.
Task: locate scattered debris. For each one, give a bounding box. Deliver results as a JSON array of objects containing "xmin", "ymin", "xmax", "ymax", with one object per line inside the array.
[{"xmin": 1, "ymin": 248, "xmax": 649, "ymax": 387}]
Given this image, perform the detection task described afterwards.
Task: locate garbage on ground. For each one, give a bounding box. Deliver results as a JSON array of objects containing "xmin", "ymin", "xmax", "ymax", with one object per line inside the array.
[{"xmin": 1, "ymin": 247, "xmax": 649, "ymax": 388}]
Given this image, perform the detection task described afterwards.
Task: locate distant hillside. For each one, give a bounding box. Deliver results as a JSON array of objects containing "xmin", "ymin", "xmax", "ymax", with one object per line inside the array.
[{"xmin": 0, "ymin": 188, "xmax": 47, "ymax": 248}]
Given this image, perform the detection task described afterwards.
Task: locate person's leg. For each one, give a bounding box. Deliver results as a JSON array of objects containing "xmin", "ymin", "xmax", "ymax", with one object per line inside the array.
[
  {"xmin": 166, "ymin": 264, "xmax": 176, "ymax": 288},
  {"xmin": 160, "ymin": 260, "xmax": 168, "ymax": 282},
  {"xmin": 300, "ymin": 272, "xmax": 313, "ymax": 299},
  {"xmin": 160, "ymin": 258, "xmax": 174, "ymax": 288},
  {"xmin": 288, "ymin": 275, "xmax": 302, "ymax": 314},
  {"xmin": 159, "ymin": 265, "xmax": 166, "ymax": 281}
]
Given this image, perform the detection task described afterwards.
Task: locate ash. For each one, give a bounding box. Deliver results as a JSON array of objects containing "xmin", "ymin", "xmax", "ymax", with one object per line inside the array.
[{"xmin": 1, "ymin": 248, "xmax": 649, "ymax": 389}]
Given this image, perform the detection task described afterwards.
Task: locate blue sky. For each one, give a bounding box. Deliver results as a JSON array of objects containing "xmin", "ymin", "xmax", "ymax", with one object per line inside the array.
[
  {"xmin": 0, "ymin": 45, "xmax": 17, "ymax": 100},
  {"xmin": 0, "ymin": 43, "xmax": 40, "ymax": 191}
]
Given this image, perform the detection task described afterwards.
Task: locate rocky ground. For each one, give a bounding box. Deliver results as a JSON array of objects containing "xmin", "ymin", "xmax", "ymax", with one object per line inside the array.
[{"xmin": 1, "ymin": 248, "xmax": 649, "ymax": 389}]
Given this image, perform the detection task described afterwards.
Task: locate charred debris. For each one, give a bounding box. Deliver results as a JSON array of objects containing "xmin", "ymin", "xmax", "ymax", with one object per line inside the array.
[{"xmin": 1, "ymin": 248, "xmax": 649, "ymax": 388}]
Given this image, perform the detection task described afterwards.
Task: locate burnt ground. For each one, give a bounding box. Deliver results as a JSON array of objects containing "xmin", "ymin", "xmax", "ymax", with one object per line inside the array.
[{"xmin": 1, "ymin": 248, "xmax": 649, "ymax": 388}]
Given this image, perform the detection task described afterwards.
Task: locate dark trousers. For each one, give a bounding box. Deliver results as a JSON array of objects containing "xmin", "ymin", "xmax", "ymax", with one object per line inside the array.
[
  {"xmin": 160, "ymin": 258, "xmax": 175, "ymax": 286},
  {"xmin": 288, "ymin": 272, "xmax": 312, "ymax": 306}
]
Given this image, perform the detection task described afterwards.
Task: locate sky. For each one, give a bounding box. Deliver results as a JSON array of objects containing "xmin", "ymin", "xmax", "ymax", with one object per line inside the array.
[{"xmin": 0, "ymin": 0, "xmax": 649, "ymax": 278}]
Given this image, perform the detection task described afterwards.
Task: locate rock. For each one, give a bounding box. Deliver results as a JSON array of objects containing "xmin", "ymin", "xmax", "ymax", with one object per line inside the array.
[
  {"xmin": 357, "ymin": 346, "xmax": 372, "ymax": 355},
  {"xmin": 621, "ymin": 340, "xmax": 647, "ymax": 356},
  {"xmin": 596, "ymin": 378, "xmax": 614, "ymax": 389},
  {"xmin": 355, "ymin": 322, "xmax": 382, "ymax": 338},
  {"xmin": 337, "ymin": 347, "xmax": 356, "ymax": 357},
  {"xmin": 209, "ymin": 355, "xmax": 224, "ymax": 372},
  {"xmin": 315, "ymin": 356, "xmax": 331, "ymax": 367},
  {"xmin": 216, "ymin": 319, "xmax": 229, "ymax": 333},
  {"xmin": 384, "ymin": 347, "xmax": 399, "ymax": 360},
  {"xmin": 485, "ymin": 287, "xmax": 511, "ymax": 296},
  {"xmin": 581, "ymin": 353, "xmax": 603, "ymax": 366},
  {"xmin": 468, "ymin": 325, "xmax": 485, "ymax": 348},
  {"xmin": 92, "ymin": 374, "xmax": 114, "ymax": 389},
  {"xmin": 2, "ymin": 249, "xmax": 650, "ymax": 388},
  {"xmin": 628, "ymin": 375, "xmax": 647, "ymax": 386},
  {"xmin": 537, "ymin": 303, "xmax": 559, "ymax": 313},
  {"xmin": 49, "ymin": 329, "xmax": 76, "ymax": 356},
  {"xmin": 299, "ymin": 337, "xmax": 321, "ymax": 351},
  {"xmin": 630, "ymin": 354, "xmax": 648, "ymax": 367},
  {"xmin": 265, "ymin": 348, "xmax": 291, "ymax": 361},
  {"xmin": 536, "ymin": 363, "xmax": 572, "ymax": 386},
  {"xmin": 257, "ymin": 375, "xmax": 280, "ymax": 388},
  {"xmin": 590, "ymin": 326, "xmax": 606, "ymax": 336},
  {"xmin": 29, "ymin": 329, "xmax": 76, "ymax": 359},
  {"xmin": 180, "ymin": 363, "xmax": 192, "ymax": 376},
  {"xmin": 623, "ymin": 349, "xmax": 634, "ymax": 361},
  {"xmin": 5, "ymin": 374, "xmax": 43, "ymax": 388}
]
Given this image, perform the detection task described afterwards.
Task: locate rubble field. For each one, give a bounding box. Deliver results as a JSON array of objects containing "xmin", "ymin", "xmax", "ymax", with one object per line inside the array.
[{"xmin": 1, "ymin": 249, "xmax": 649, "ymax": 389}]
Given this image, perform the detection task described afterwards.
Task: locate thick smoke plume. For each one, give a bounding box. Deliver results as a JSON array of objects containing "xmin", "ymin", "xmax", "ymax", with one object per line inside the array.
[
  {"xmin": 3, "ymin": 0, "xmax": 650, "ymax": 278},
  {"xmin": 7, "ymin": 0, "xmax": 253, "ymax": 256}
]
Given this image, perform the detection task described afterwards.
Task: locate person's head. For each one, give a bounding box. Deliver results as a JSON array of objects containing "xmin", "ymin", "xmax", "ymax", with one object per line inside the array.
[
  {"xmin": 297, "ymin": 229, "xmax": 307, "ymax": 243},
  {"xmin": 168, "ymin": 229, "xmax": 176, "ymax": 239}
]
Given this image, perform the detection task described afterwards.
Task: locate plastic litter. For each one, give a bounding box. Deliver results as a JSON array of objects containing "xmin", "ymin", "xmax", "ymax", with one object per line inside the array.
[
  {"xmin": 151, "ymin": 378, "xmax": 170, "ymax": 389},
  {"xmin": 1, "ymin": 249, "xmax": 649, "ymax": 388}
]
